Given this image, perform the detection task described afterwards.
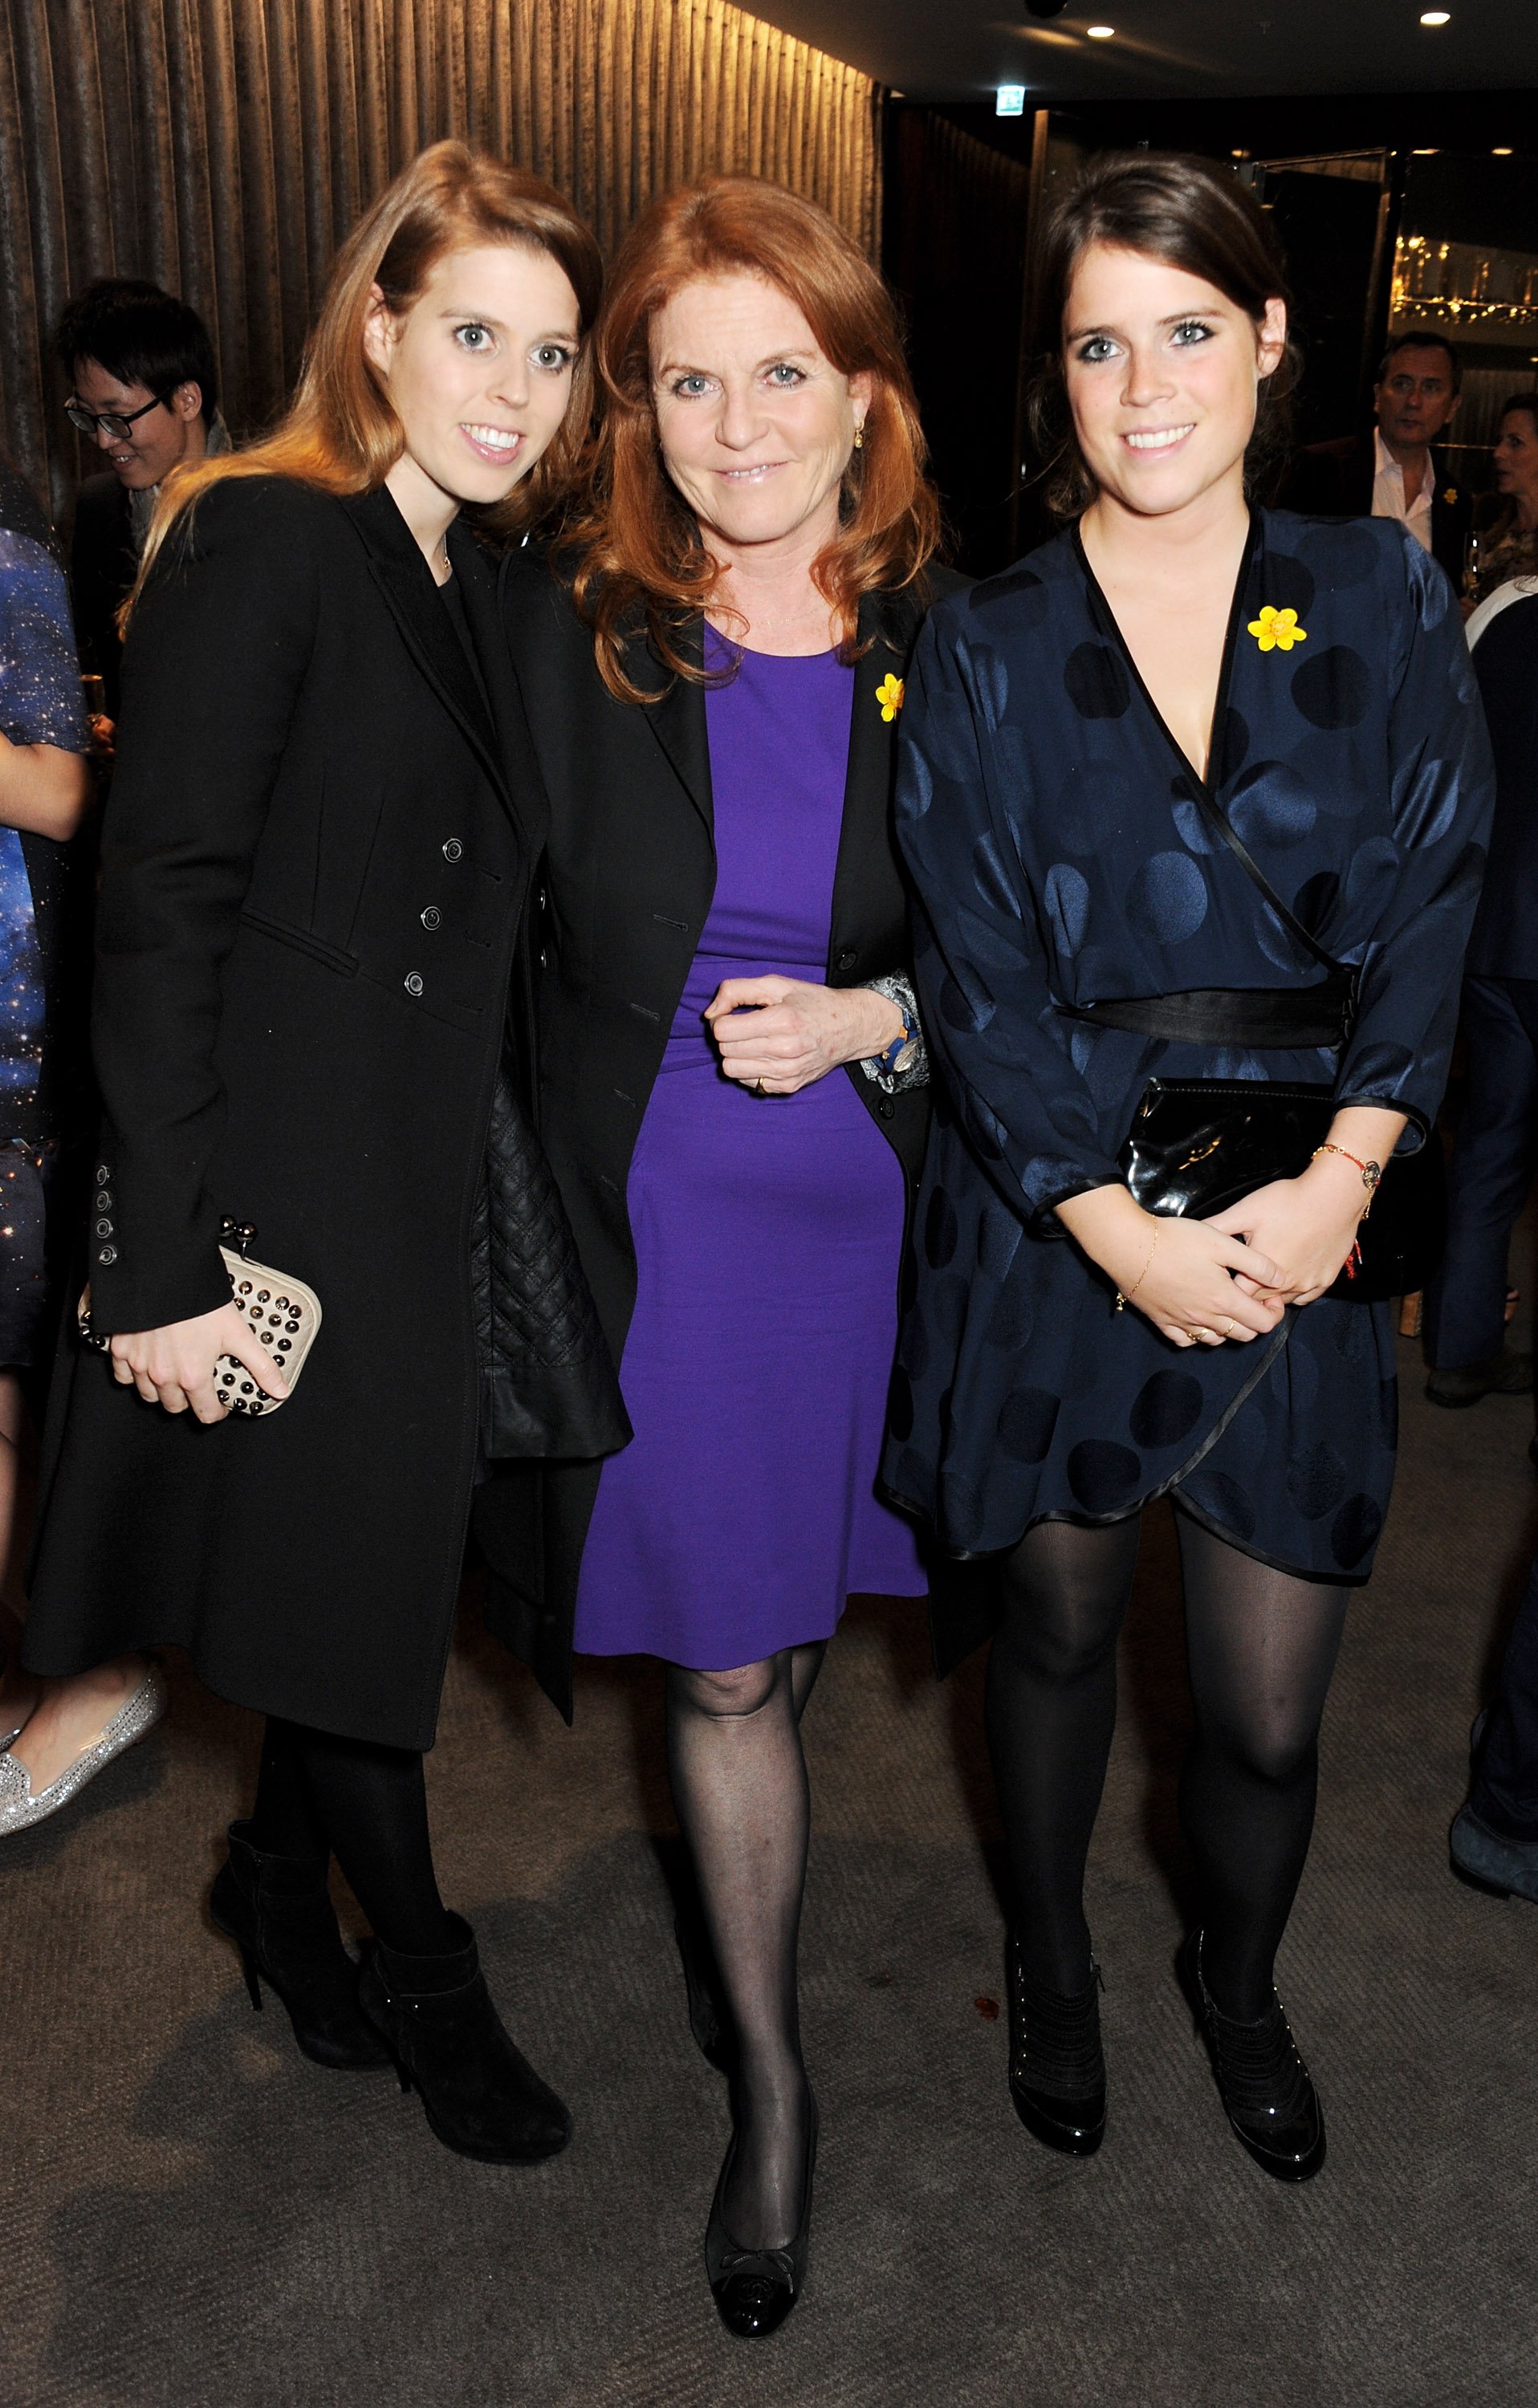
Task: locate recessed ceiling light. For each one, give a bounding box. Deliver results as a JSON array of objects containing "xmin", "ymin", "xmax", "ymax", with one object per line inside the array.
[
  {"xmin": 1491, "ymin": 146, "xmax": 1513, "ymax": 155},
  {"xmin": 1413, "ymin": 147, "xmax": 1438, "ymax": 154},
  {"xmin": 1418, "ymin": 10, "xmax": 1450, "ymax": 22},
  {"xmin": 1086, "ymin": 23, "xmax": 1116, "ymax": 36}
]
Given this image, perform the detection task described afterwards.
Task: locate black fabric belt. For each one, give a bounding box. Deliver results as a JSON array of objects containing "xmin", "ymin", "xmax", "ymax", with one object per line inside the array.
[{"xmin": 1064, "ymin": 974, "xmax": 1355, "ymax": 1051}]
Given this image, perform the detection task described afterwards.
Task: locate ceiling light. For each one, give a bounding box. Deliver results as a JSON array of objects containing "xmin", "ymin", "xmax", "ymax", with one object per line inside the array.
[
  {"xmin": 1086, "ymin": 23, "xmax": 1116, "ymax": 35},
  {"xmin": 1492, "ymin": 146, "xmax": 1513, "ymax": 155},
  {"xmin": 1418, "ymin": 10, "xmax": 1450, "ymax": 22},
  {"xmin": 1413, "ymin": 147, "xmax": 1438, "ymax": 154}
]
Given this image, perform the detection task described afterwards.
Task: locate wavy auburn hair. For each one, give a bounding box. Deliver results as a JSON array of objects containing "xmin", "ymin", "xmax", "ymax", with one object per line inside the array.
[
  {"xmin": 133, "ymin": 141, "xmax": 603, "ymax": 604},
  {"xmin": 1027, "ymin": 151, "xmax": 1299, "ymax": 520},
  {"xmin": 567, "ymin": 177, "xmax": 942, "ymax": 702}
]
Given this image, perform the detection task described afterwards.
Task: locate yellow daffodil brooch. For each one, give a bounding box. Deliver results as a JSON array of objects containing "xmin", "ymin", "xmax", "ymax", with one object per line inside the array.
[
  {"xmin": 876, "ymin": 673, "xmax": 905, "ymax": 721},
  {"xmin": 1443, "ymin": 486, "xmax": 1459, "ymax": 506},
  {"xmin": 1247, "ymin": 604, "xmax": 1308, "ymax": 653}
]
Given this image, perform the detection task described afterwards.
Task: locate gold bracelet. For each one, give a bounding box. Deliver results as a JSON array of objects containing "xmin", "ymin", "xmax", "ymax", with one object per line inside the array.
[
  {"xmin": 1114, "ymin": 1223, "xmax": 1160, "ymax": 1313},
  {"xmin": 1311, "ymin": 1143, "xmax": 1382, "ymax": 1218}
]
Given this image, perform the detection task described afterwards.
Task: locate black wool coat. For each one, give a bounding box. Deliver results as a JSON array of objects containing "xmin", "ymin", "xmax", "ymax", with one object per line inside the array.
[
  {"xmin": 1465, "ymin": 593, "xmax": 1538, "ymax": 979},
  {"xmin": 23, "ymin": 476, "xmax": 599, "ymax": 1750},
  {"xmin": 473, "ymin": 552, "xmax": 969, "ymax": 1719},
  {"xmin": 67, "ymin": 472, "xmax": 136, "ymax": 720}
]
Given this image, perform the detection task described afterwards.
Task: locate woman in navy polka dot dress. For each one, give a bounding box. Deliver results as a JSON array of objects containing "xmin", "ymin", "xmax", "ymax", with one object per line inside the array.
[{"xmin": 886, "ymin": 157, "xmax": 1492, "ymax": 2182}]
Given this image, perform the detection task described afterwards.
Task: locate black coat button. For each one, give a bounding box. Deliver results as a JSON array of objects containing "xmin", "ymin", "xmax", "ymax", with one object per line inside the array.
[
  {"xmin": 97, "ymin": 1244, "xmax": 117, "ymax": 1265},
  {"xmin": 405, "ymin": 972, "xmax": 425, "ymax": 997},
  {"xmin": 96, "ymin": 1190, "xmax": 112, "ymax": 1212},
  {"xmin": 836, "ymin": 949, "xmax": 858, "ymax": 971},
  {"xmin": 94, "ymin": 1218, "xmax": 113, "ymax": 1238},
  {"xmin": 442, "ymin": 839, "xmax": 463, "ymax": 862},
  {"xmin": 421, "ymin": 906, "xmax": 441, "ymax": 929},
  {"xmin": 95, "ymin": 1163, "xmax": 112, "ymax": 1185},
  {"xmin": 878, "ymin": 1101, "xmax": 895, "ymax": 1121}
]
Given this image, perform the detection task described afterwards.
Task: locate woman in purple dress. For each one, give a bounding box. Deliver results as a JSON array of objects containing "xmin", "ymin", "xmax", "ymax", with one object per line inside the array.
[{"xmin": 480, "ymin": 179, "xmax": 958, "ymax": 2335}]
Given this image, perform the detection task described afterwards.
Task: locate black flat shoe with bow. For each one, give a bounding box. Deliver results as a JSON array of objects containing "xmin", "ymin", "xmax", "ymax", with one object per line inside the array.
[
  {"xmin": 705, "ymin": 2093, "xmax": 818, "ymax": 2340},
  {"xmin": 1178, "ymin": 1930, "xmax": 1325, "ymax": 2183},
  {"xmin": 1006, "ymin": 1934, "xmax": 1107, "ymax": 2156}
]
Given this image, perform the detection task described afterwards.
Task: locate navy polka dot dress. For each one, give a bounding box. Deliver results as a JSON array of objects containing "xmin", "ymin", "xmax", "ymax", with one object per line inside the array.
[{"xmin": 884, "ymin": 511, "xmax": 1494, "ymax": 1585}]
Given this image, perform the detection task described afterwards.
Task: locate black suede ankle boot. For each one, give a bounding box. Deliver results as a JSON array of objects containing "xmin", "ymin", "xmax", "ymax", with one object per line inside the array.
[
  {"xmin": 1006, "ymin": 1934, "xmax": 1107, "ymax": 2156},
  {"xmin": 209, "ymin": 1819, "xmax": 392, "ymax": 2072},
  {"xmin": 358, "ymin": 1913, "xmax": 572, "ymax": 2164}
]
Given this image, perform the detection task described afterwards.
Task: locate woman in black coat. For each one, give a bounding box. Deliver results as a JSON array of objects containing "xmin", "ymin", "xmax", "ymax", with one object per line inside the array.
[
  {"xmin": 20, "ymin": 144, "xmax": 624, "ymax": 2162},
  {"xmin": 474, "ymin": 178, "xmax": 958, "ymax": 2337}
]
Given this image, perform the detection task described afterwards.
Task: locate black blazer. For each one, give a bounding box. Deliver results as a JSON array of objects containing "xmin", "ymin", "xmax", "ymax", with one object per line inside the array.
[
  {"xmin": 1464, "ymin": 593, "xmax": 1538, "ymax": 979},
  {"xmin": 67, "ymin": 471, "xmax": 137, "ymax": 719},
  {"xmin": 1278, "ymin": 429, "xmax": 1471, "ymax": 588},
  {"xmin": 474, "ymin": 550, "xmax": 968, "ymax": 1716},
  {"xmin": 25, "ymin": 476, "xmax": 559, "ymax": 1750}
]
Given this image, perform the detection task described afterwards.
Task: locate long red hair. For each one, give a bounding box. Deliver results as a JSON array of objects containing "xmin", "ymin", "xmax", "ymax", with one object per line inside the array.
[
  {"xmin": 132, "ymin": 142, "xmax": 603, "ymax": 608},
  {"xmin": 567, "ymin": 177, "xmax": 942, "ymax": 702}
]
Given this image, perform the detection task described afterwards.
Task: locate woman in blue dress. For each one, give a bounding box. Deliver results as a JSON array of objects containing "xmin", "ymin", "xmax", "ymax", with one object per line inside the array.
[{"xmin": 886, "ymin": 155, "xmax": 1492, "ymax": 2182}]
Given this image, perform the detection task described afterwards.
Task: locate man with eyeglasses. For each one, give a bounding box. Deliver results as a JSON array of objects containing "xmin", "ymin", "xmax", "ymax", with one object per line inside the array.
[{"xmin": 53, "ymin": 280, "xmax": 230, "ymax": 723}]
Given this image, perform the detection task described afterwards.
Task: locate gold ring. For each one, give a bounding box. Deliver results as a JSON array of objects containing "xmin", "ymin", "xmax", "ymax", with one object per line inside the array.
[{"xmin": 1190, "ymin": 1326, "xmax": 1217, "ymax": 1343}]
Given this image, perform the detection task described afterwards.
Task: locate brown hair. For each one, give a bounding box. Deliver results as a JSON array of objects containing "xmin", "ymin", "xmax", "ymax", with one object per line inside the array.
[
  {"xmin": 132, "ymin": 141, "xmax": 603, "ymax": 604},
  {"xmin": 1499, "ymin": 389, "xmax": 1538, "ymax": 435},
  {"xmin": 566, "ymin": 176, "xmax": 942, "ymax": 703},
  {"xmin": 1027, "ymin": 151, "xmax": 1298, "ymax": 521}
]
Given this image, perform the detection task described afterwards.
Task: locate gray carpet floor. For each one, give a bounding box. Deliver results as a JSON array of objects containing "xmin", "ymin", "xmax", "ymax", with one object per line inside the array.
[{"xmin": 4, "ymin": 1335, "xmax": 1536, "ymax": 2408}]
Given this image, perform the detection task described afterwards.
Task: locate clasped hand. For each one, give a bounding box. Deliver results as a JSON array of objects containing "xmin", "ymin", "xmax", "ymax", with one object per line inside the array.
[
  {"xmin": 108, "ymin": 1300, "xmax": 289, "ymax": 1422},
  {"xmin": 706, "ymin": 975, "xmax": 903, "ymax": 1095}
]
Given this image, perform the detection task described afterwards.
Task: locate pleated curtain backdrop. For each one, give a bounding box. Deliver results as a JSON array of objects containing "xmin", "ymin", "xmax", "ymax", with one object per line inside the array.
[{"xmin": 1, "ymin": 0, "xmax": 882, "ymax": 520}]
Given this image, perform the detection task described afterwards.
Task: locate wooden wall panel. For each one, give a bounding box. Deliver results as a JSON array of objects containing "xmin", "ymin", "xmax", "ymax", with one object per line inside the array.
[{"xmin": 2, "ymin": 0, "xmax": 881, "ymax": 519}]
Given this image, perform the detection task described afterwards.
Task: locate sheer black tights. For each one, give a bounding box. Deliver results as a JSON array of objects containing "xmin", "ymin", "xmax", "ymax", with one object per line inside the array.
[
  {"xmin": 665, "ymin": 1640, "xmax": 825, "ymax": 2252},
  {"xmin": 246, "ymin": 1715, "xmax": 455, "ymax": 1959},
  {"xmin": 986, "ymin": 1511, "xmax": 1345, "ymax": 2020}
]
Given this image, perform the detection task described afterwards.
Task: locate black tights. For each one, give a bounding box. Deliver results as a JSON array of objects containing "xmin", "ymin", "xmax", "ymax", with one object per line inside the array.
[
  {"xmin": 986, "ymin": 1509, "xmax": 1345, "ymax": 2021},
  {"xmin": 246, "ymin": 1716, "xmax": 455, "ymax": 1959},
  {"xmin": 665, "ymin": 1640, "xmax": 825, "ymax": 2252}
]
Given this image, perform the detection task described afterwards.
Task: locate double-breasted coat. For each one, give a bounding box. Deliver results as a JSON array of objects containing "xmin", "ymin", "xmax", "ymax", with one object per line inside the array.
[
  {"xmin": 24, "ymin": 476, "xmax": 618, "ymax": 1750},
  {"xmin": 885, "ymin": 512, "xmax": 1493, "ymax": 1621},
  {"xmin": 474, "ymin": 554, "xmax": 967, "ymax": 1718}
]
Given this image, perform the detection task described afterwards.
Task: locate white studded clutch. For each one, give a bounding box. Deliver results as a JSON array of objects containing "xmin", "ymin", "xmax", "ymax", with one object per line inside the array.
[{"xmin": 77, "ymin": 1221, "xmax": 322, "ymax": 1418}]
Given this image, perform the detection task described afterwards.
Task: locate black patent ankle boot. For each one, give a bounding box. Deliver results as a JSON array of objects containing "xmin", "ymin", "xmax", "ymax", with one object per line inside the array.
[
  {"xmin": 209, "ymin": 1820, "xmax": 392, "ymax": 2072},
  {"xmin": 1006, "ymin": 1935, "xmax": 1107, "ymax": 2155},
  {"xmin": 1178, "ymin": 1930, "xmax": 1325, "ymax": 2183},
  {"xmin": 358, "ymin": 1913, "xmax": 572, "ymax": 2164}
]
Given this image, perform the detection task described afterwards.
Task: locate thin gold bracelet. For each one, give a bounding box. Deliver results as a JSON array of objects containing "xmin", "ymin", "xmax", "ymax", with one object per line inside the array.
[{"xmin": 1114, "ymin": 1223, "xmax": 1160, "ymax": 1313}]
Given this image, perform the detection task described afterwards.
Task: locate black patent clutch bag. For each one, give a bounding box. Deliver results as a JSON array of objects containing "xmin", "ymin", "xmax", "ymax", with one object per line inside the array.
[{"xmin": 1117, "ymin": 1078, "xmax": 1445, "ymax": 1303}]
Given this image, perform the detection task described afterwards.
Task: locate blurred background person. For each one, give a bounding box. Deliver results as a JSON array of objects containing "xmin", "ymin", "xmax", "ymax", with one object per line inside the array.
[
  {"xmin": 0, "ymin": 451, "xmax": 159, "ymax": 1825},
  {"xmin": 1422, "ymin": 547, "xmax": 1538, "ymax": 1406},
  {"xmin": 53, "ymin": 280, "xmax": 229, "ymax": 726},
  {"xmin": 1280, "ymin": 327, "xmax": 1469, "ymax": 584},
  {"xmin": 1467, "ymin": 392, "xmax": 1538, "ymax": 612}
]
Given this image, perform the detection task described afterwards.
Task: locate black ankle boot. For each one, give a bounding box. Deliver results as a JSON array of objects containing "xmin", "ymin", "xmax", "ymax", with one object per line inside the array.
[
  {"xmin": 209, "ymin": 1820, "xmax": 392, "ymax": 2072},
  {"xmin": 358, "ymin": 1913, "xmax": 572, "ymax": 2164},
  {"xmin": 1006, "ymin": 1934, "xmax": 1107, "ymax": 2156},
  {"xmin": 1178, "ymin": 1930, "xmax": 1325, "ymax": 2183},
  {"xmin": 705, "ymin": 2090, "xmax": 818, "ymax": 2340}
]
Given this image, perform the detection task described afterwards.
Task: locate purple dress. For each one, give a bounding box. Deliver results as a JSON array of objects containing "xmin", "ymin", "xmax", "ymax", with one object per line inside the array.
[{"xmin": 573, "ymin": 640, "xmax": 926, "ymax": 1670}]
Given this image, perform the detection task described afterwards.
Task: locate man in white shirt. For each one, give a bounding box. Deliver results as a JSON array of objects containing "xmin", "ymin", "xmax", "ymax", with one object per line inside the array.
[{"xmin": 1280, "ymin": 329, "xmax": 1471, "ymax": 584}]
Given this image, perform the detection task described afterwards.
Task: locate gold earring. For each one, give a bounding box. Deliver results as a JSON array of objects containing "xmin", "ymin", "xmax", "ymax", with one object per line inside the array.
[{"xmin": 852, "ymin": 423, "xmax": 865, "ymax": 451}]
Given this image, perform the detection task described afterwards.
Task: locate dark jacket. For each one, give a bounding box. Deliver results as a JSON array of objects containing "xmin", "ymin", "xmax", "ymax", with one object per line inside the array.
[
  {"xmin": 1464, "ymin": 592, "xmax": 1538, "ymax": 978},
  {"xmin": 67, "ymin": 471, "xmax": 136, "ymax": 719},
  {"xmin": 1277, "ymin": 429, "xmax": 1471, "ymax": 588},
  {"xmin": 474, "ymin": 552, "xmax": 968, "ymax": 1718},
  {"xmin": 24, "ymin": 476, "xmax": 620, "ymax": 1750}
]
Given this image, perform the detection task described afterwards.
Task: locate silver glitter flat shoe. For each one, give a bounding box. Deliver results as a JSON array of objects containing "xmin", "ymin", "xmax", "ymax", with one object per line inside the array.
[{"xmin": 0, "ymin": 1663, "xmax": 168, "ymax": 1836}]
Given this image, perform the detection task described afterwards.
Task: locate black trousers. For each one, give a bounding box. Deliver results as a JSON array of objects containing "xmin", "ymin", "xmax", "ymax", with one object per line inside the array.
[
  {"xmin": 1424, "ymin": 976, "xmax": 1538, "ymax": 1371},
  {"xmin": 1471, "ymin": 1545, "xmax": 1538, "ymax": 1841}
]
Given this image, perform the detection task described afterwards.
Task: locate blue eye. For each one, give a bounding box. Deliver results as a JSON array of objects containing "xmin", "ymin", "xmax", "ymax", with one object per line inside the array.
[
  {"xmin": 533, "ymin": 344, "xmax": 573, "ymax": 372},
  {"xmin": 766, "ymin": 363, "xmax": 805, "ymax": 388},
  {"xmin": 1170, "ymin": 319, "xmax": 1214, "ymax": 346},
  {"xmin": 455, "ymin": 323, "xmax": 492, "ymax": 351},
  {"xmin": 1076, "ymin": 336, "xmax": 1118, "ymax": 364},
  {"xmin": 670, "ymin": 374, "xmax": 712, "ymax": 398}
]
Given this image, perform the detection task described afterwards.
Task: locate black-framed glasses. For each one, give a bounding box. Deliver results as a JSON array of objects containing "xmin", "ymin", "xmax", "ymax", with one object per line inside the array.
[{"xmin": 65, "ymin": 395, "xmax": 167, "ymax": 443}]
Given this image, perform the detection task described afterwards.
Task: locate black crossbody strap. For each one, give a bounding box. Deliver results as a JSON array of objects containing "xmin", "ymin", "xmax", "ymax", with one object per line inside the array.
[{"xmin": 1187, "ymin": 776, "xmax": 1344, "ymax": 979}]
